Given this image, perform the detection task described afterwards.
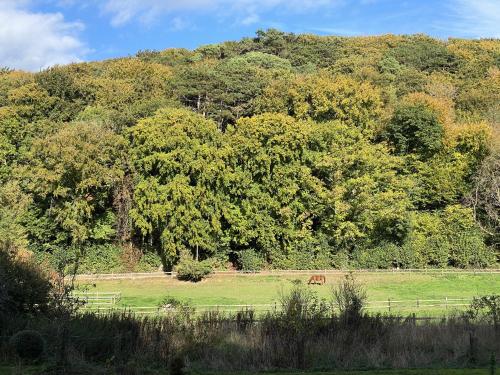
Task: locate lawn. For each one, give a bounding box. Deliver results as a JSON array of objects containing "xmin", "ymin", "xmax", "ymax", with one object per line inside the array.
[{"xmin": 76, "ymin": 272, "xmax": 500, "ymax": 316}]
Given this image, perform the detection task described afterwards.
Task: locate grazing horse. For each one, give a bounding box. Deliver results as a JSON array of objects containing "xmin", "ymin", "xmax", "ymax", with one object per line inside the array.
[{"xmin": 308, "ymin": 275, "xmax": 326, "ymax": 285}]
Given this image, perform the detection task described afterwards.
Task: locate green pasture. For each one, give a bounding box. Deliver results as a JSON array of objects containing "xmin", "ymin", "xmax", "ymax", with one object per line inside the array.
[{"xmin": 77, "ymin": 272, "xmax": 500, "ymax": 316}]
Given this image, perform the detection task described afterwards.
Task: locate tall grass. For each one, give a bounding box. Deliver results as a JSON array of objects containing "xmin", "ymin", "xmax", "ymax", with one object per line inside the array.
[{"xmin": 2, "ymin": 289, "xmax": 499, "ymax": 373}]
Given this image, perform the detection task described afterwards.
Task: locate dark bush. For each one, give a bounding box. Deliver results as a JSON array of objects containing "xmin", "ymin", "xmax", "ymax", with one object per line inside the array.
[
  {"xmin": 176, "ymin": 259, "xmax": 212, "ymax": 282},
  {"xmin": 0, "ymin": 251, "xmax": 52, "ymax": 316},
  {"xmin": 169, "ymin": 354, "xmax": 186, "ymax": 375},
  {"xmin": 9, "ymin": 330, "xmax": 45, "ymax": 360}
]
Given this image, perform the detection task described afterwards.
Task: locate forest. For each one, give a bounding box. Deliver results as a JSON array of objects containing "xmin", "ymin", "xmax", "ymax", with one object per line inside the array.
[{"xmin": 0, "ymin": 30, "xmax": 499, "ymax": 273}]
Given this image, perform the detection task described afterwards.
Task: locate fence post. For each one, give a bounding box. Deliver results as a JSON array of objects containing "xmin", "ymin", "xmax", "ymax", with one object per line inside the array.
[
  {"xmin": 445, "ymin": 297, "xmax": 448, "ymax": 311},
  {"xmin": 388, "ymin": 298, "xmax": 391, "ymax": 313},
  {"xmin": 417, "ymin": 299, "xmax": 419, "ymax": 309}
]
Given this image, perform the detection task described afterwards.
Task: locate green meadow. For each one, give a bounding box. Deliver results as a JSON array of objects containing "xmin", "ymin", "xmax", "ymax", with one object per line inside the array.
[{"xmin": 78, "ymin": 272, "xmax": 500, "ymax": 316}]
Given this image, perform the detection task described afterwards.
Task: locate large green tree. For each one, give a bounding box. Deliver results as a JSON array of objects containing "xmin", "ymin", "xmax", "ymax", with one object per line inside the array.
[
  {"xmin": 128, "ymin": 108, "xmax": 228, "ymax": 268},
  {"xmin": 21, "ymin": 122, "xmax": 125, "ymax": 250}
]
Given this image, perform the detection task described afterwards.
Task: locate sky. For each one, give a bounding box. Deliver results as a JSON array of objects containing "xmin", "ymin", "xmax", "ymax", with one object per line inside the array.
[{"xmin": 0, "ymin": 0, "xmax": 499, "ymax": 71}]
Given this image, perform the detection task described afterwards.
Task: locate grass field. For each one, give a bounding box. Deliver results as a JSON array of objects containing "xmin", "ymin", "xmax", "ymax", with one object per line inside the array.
[{"xmin": 77, "ymin": 272, "xmax": 500, "ymax": 316}]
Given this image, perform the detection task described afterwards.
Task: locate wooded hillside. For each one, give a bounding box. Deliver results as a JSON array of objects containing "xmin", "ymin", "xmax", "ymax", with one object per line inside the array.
[{"xmin": 1, "ymin": 30, "xmax": 498, "ymax": 272}]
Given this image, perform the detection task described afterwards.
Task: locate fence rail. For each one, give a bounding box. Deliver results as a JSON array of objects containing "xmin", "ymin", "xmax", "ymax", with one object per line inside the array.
[
  {"xmin": 79, "ymin": 297, "xmax": 475, "ymax": 315},
  {"xmin": 73, "ymin": 268, "xmax": 500, "ymax": 280},
  {"xmin": 72, "ymin": 291, "xmax": 121, "ymax": 306}
]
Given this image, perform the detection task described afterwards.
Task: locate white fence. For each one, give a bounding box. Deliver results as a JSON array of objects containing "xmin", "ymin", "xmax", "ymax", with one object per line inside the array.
[
  {"xmin": 72, "ymin": 291, "xmax": 121, "ymax": 306},
  {"xmin": 73, "ymin": 268, "xmax": 500, "ymax": 281},
  {"xmin": 79, "ymin": 297, "xmax": 474, "ymax": 315}
]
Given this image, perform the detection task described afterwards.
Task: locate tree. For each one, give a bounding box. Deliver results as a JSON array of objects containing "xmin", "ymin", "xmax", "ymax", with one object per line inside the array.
[
  {"xmin": 128, "ymin": 108, "xmax": 227, "ymax": 268},
  {"xmin": 171, "ymin": 55, "xmax": 284, "ymax": 128},
  {"xmin": 385, "ymin": 102, "xmax": 444, "ymax": 158},
  {"xmin": 306, "ymin": 122, "xmax": 411, "ymax": 250},
  {"xmin": 388, "ymin": 35, "xmax": 459, "ymax": 73},
  {"xmin": 223, "ymin": 113, "xmax": 320, "ymax": 263},
  {"xmin": 21, "ymin": 122, "xmax": 126, "ymax": 248},
  {"xmin": 256, "ymin": 73, "xmax": 383, "ymax": 136},
  {"xmin": 0, "ymin": 181, "xmax": 30, "ymax": 254},
  {"xmin": 468, "ymin": 152, "xmax": 500, "ymax": 248}
]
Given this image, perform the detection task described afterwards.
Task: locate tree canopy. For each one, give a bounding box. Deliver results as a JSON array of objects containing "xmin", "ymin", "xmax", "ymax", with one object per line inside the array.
[{"xmin": 1, "ymin": 31, "xmax": 498, "ymax": 271}]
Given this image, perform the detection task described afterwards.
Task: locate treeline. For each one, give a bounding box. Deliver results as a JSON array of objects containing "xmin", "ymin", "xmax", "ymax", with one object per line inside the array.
[{"xmin": 0, "ymin": 30, "xmax": 499, "ymax": 272}]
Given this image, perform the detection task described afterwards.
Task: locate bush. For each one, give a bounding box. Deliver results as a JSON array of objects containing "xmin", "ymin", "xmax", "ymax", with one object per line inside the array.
[
  {"xmin": 136, "ymin": 251, "xmax": 163, "ymax": 272},
  {"xmin": 385, "ymin": 102, "xmax": 444, "ymax": 158},
  {"xmin": 176, "ymin": 259, "xmax": 212, "ymax": 282},
  {"xmin": 449, "ymin": 232, "xmax": 495, "ymax": 268},
  {"xmin": 9, "ymin": 330, "xmax": 45, "ymax": 360},
  {"xmin": 0, "ymin": 251, "xmax": 52, "ymax": 316},
  {"xmin": 353, "ymin": 244, "xmax": 397, "ymax": 269},
  {"xmin": 353, "ymin": 242, "xmax": 423, "ymax": 269},
  {"xmin": 333, "ymin": 273, "xmax": 367, "ymax": 325},
  {"xmin": 238, "ymin": 249, "xmax": 265, "ymax": 271},
  {"xmin": 169, "ymin": 354, "xmax": 186, "ymax": 375},
  {"xmin": 77, "ymin": 244, "xmax": 124, "ymax": 274},
  {"xmin": 270, "ymin": 237, "xmax": 334, "ymax": 270}
]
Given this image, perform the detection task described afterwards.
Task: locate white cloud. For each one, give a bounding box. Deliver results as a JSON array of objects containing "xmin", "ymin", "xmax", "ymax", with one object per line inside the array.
[
  {"xmin": 100, "ymin": 0, "xmax": 343, "ymax": 27},
  {"xmin": 0, "ymin": 1, "xmax": 87, "ymax": 71},
  {"xmin": 449, "ymin": 0, "xmax": 500, "ymax": 38}
]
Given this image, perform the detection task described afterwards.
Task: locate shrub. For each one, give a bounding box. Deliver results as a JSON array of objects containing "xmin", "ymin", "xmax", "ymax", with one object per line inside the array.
[
  {"xmin": 77, "ymin": 244, "xmax": 124, "ymax": 274},
  {"xmin": 176, "ymin": 259, "xmax": 212, "ymax": 282},
  {"xmin": 169, "ymin": 354, "xmax": 186, "ymax": 375},
  {"xmin": 333, "ymin": 273, "xmax": 367, "ymax": 325},
  {"xmin": 353, "ymin": 242, "xmax": 423, "ymax": 269},
  {"xmin": 136, "ymin": 251, "xmax": 163, "ymax": 272},
  {"xmin": 9, "ymin": 330, "xmax": 45, "ymax": 360},
  {"xmin": 238, "ymin": 249, "xmax": 265, "ymax": 271},
  {"xmin": 270, "ymin": 237, "xmax": 334, "ymax": 270},
  {"xmin": 0, "ymin": 251, "xmax": 52, "ymax": 316},
  {"xmin": 353, "ymin": 244, "xmax": 397, "ymax": 269},
  {"xmin": 447, "ymin": 231, "xmax": 495, "ymax": 268},
  {"xmin": 385, "ymin": 102, "xmax": 444, "ymax": 158}
]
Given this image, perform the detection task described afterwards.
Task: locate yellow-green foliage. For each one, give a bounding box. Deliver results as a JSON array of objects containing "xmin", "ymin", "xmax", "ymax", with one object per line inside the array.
[{"xmin": 0, "ymin": 31, "xmax": 497, "ymax": 271}]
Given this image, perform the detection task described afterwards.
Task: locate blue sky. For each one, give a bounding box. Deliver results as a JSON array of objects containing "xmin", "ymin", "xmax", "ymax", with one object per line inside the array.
[{"xmin": 1, "ymin": 0, "xmax": 499, "ymax": 71}]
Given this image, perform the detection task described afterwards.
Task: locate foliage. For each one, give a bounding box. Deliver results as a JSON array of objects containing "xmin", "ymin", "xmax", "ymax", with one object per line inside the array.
[
  {"xmin": 238, "ymin": 249, "xmax": 265, "ymax": 271},
  {"xmin": 0, "ymin": 251, "xmax": 52, "ymax": 316},
  {"xmin": 129, "ymin": 108, "xmax": 226, "ymax": 267},
  {"xmin": 136, "ymin": 251, "xmax": 163, "ymax": 272},
  {"xmin": 73, "ymin": 244, "xmax": 124, "ymax": 274},
  {"xmin": 256, "ymin": 73, "xmax": 383, "ymax": 135},
  {"xmin": 468, "ymin": 152, "xmax": 500, "ymax": 248},
  {"xmin": 21, "ymin": 122, "xmax": 126, "ymax": 248},
  {"xmin": 404, "ymin": 207, "xmax": 495, "ymax": 268},
  {"xmin": 175, "ymin": 258, "xmax": 213, "ymax": 282},
  {"xmin": 0, "ymin": 31, "xmax": 497, "ymax": 272},
  {"xmin": 385, "ymin": 102, "xmax": 444, "ymax": 158},
  {"xmin": 333, "ymin": 273, "xmax": 367, "ymax": 324},
  {"xmin": 465, "ymin": 295, "xmax": 500, "ymax": 330},
  {"xmin": 353, "ymin": 243, "xmax": 409, "ymax": 269},
  {"xmin": 9, "ymin": 330, "xmax": 45, "ymax": 361}
]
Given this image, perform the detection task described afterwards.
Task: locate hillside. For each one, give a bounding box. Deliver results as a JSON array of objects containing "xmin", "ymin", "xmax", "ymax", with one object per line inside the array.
[{"xmin": 1, "ymin": 30, "xmax": 499, "ymax": 272}]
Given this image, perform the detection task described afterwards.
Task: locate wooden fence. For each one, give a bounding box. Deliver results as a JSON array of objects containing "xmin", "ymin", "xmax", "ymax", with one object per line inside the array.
[
  {"xmin": 79, "ymin": 296, "xmax": 474, "ymax": 315},
  {"xmin": 72, "ymin": 291, "xmax": 121, "ymax": 306},
  {"xmin": 73, "ymin": 268, "xmax": 500, "ymax": 281}
]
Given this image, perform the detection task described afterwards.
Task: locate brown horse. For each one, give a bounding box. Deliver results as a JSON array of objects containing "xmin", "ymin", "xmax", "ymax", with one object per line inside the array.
[{"xmin": 308, "ymin": 275, "xmax": 326, "ymax": 285}]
